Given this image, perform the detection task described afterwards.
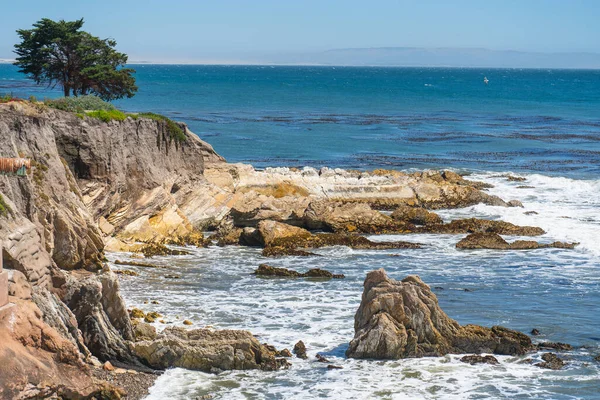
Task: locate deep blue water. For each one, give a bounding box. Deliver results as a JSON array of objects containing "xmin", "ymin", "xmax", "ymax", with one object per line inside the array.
[{"xmin": 1, "ymin": 64, "xmax": 599, "ymax": 178}]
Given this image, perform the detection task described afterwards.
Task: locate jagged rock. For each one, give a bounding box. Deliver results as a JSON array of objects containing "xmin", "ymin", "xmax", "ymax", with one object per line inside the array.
[
  {"xmin": 460, "ymin": 355, "xmax": 499, "ymax": 365},
  {"xmin": 259, "ymin": 221, "xmax": 421, "ymax": 257},
  {"xmin": 419, "ymin": 218, "xmax": 545, "ymax": 236},
  {"xmin": 506, "ymin": 175, "xmax": 527, "ymax": 182},
  {"xmin": 103, "ymin": 361, "xmax": 115, "ymax": 371},
  {"xmin": 293, "ymin": 340, "xmax": 308, "ymax": 359},
  {"xmin": 524, "ymin": 211, "xmax": 539, "ymax": 215},
  {"xmin": 278, "ymin": 349, "xmax": 292, "ymax": 357},
  {"xmin": 537, "ymin": 342, "xmax": 573, "ymax": 351},
  {"xmin": 531, "ymin": 329, "xmax": 541, "ymax": 336},
  {"xmin": 64, "ymin": 272, "xmax": 137, "ymax": 363},
  {"xmin": 130, "ymin": 327, "xmax": 288, "ymax": 372},
  {"xmin": 327, "ymin": 364, "xmax": 343, "ymax": 369},
  {"xmin": 139, "ymin": 244, "xmax": 191, "ymax": 257},
  {"xmin": 316, "ymin": 354, "xmax": 330, "ymax": 363},
  {"xmin": 346, "ymin": 269, "xmax": 534, "ymax": 359},
  {"xmin": 254, "ymin": 264, "xmax": 301, "ymax": 277},
  {"xmin": 115, "ymin": 259, "xmax": 166, "ymax": 268},
  {"xmin": 114, "ymin": 269, "xmax": 139, "ymax": 276},
  {"xmin": 240, "ymin": 220, "xmax": 312, "ymax": 247},
  {"xmin": 594, "ymin": 354, "xmax": 600, "ymax": 362},
  {"xmin": 535, "ymin": 353, "xmax": 566, "ymax": 370},
  {"xmin": 254, "ymin": 264, "xmax": 345, "ymax": 279},
  {"xmin": 456, "ymin": 233, "xmax": 577, "ymax": 250},
  {"xmin": 132, "ymin": 321, "xmax": 157, "ymax": 341},
  {"xmin": 130, "ymin": 308, "xmax": 145, "ymax": 319},
  {"xmin": 390, "ymin": 206, "xmax": 443, "ymax": 226},
  {"xmin": 304, "ymin": 200, "xmax": 412, "ymax": 234},
  {"xmin": 507, "ymin": 200, "xmax": 524, "ymax": 208}
]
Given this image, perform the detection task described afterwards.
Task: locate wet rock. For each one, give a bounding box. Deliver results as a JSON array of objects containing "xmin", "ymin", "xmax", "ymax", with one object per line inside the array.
[
  {"xmin": 113, "ymin": 269, "xmax": 139, "ymax": 276},
  {"xmin": 391, "ymin": 206, "xmax": 443, "ymax": 226},
  {"xmin": 506, "ymin": 175, "xmax": 527, "ymax": 182},
  {"xmin": 531, "ymin": 329, "xmax": 541, "ymax": 336},
  {"xmin": 346, "ymin": 269, "xmax": 535, "ymax": 359},
  {"xmin": 130, "ymin": 308, "xmax": 145, "ymax": 319},
  {"xmin": 277, "ymin": 349, "xmax": 292, "ymax": 357},
  {"xmin": 524, "ymin": 211, "xmax": 538, "ymax": 215},
  {"xmin": 115, "ymin": 259, "xmax": 166, "ymax": 268},
  {"xmin": 254, "ymin": 264, "xmax": 301, "ymax": 277},
  {"xmin": 183, "ymin": 320, "xmax": 193, "ymax": 326},
  {"xmin": 507, "ymin": 200, "xmax": 524, "ymax": 208},
  {"xmin": 537, "ymin": 342, "xmax": 573, "ymax": 351},
  {"xmin": 162, "ymin": 231, "xmax": 211, "ymax": 248},
  {"xmin": 144, "ymin": 312, "xmax": 162, "ymax": 323},
  {"xmin": 131, "ymin": 327, "xmax": 288, "ymax": 372},
  {"xmin": 164, "ymin": 274, "xmax": 181, "ymax": 279},
  {"xmin": 535, "ymin": 353, "xmax": 566, "ymax": 370},
  {"xmin": 132, "ymin": 321, "xmax": 157, "ymax": 341},
  {"xmin": 151, "ymin": 300, "xmax": 159, "ymax": 304},
  {"xmin": 460, "ymin": 355, "xmax": 499, "ymax": 365},
  {"xmin": 419, "ymin": 218, "xmax": 545, "ymax": 236},
  {"xmin": 262, "ymin": 246, "xmax": 318, "ymax": 257},
  {"xmin": 316, "ymin": 354, "xmax": 330, "ymax": 363},
  {"xmin": 456, "ymin": 232, "xmax": 577, "ymax": 250},
  {"xmin": 139, "ymin": 244, "xmax": 191, "ymax": 257},
  {"xmin": 594, "ymin": 354, "xmax": 600, "ymax": 362},
  {"xmin": 262, "ymin": 226, "xmax": 421, "ymax": 257},
  {"xmin": 293, "ymin": 340, "xmax": 308, "ymax": 359},
  {"xmin": 254, "ymin": 264, "xmax": 345, "ymax": 279},
  {"xmin": 327, "ymin": 364, "xmax": 343, "ymax": 370},
  {"xmin": 517, "ymin": 186, "xmax": 535, "ymax": 189}
]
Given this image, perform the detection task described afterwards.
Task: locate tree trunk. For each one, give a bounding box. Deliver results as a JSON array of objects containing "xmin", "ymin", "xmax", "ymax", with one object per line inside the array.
[{"xmin": 63, "ymin": 84, "xmax": 70, "ymax": 97}]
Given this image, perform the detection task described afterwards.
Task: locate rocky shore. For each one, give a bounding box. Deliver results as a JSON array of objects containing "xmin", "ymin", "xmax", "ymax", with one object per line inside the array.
[{"xmin": 0, "ymin": 101, "xmax": 579, "ymax": 398}]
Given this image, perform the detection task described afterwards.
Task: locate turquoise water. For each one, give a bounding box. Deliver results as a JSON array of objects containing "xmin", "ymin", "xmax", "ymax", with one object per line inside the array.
[
  {"xmin": 3, "ymin": 64, "xmax": 600, "ymax": 398},
  {"xmin": 2, "ymin": 64, "xmax": 600, "ymax": 178}
]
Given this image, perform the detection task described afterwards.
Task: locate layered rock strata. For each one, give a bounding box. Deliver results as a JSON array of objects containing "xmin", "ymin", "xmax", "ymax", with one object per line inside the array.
[{"xmin": 346, "ymin": 269, "xmax": 535, "ymax": 359}]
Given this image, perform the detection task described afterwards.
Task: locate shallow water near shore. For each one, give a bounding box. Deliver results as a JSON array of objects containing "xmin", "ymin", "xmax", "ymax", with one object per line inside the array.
[{"xmin": 111, "ymin": 172, "xmax": 600, "ymax": 399}]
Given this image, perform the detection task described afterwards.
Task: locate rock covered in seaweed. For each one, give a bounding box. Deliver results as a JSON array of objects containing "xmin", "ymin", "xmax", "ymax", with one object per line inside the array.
[
  {"xmin": 254, "ymin": 264, "xmax": 345, "ymax": 279},
  {"xmin": 456, "ymin": 232, "xmax": 577, "ymax": 250},
  {"xmin": 346, "ymin": 269, "xmax": 535, "ymax": 359}
]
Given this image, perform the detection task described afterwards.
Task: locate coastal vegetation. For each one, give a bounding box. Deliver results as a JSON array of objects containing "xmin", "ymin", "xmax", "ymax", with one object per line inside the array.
[{"xmin": 13, "ymin": 18, "xmax": 137, "ymax": 100}]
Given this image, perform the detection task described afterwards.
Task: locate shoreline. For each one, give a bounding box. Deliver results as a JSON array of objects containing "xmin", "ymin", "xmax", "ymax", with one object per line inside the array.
[{"xmin": 0, "ymin": 101, "xmax": 597, "ymax": 399}]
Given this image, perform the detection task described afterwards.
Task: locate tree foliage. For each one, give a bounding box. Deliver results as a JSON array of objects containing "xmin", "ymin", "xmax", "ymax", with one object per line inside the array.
[{"xmin": 14, "ymin": 18, "xmax": 137, "ymax": 100}]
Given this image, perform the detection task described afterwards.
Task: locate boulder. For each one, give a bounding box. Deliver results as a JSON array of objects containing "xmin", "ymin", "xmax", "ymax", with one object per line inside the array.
[
  {"xmin": 456, "ymin": 233, "xmax": 577, "ymax": 250},
  {"xmin": 535, "ymin": 353, "xmax": 566, "ymax": 370},
  {"xmin": 293, "ymin": 340, "xmax": 308, "ymax": 359},
  {"xmin": 346, "ymin": 269, "xmax": 535, "ymax": 359},
  {"xmin": 132, "ymin": 321, "xmax": 157, "ymax": 341},
  {"xmin": 304, "ymin": 200, "xmax": 412, "ymax": 234},
  {"xmin": 460, "ymin": 355, "xmax": 499, "ymax": 365},
  {"xmin": 390, "ymin": 206, "xmax": 443, "ymax": 226},
  {"xmin": 254, "ymin": 264, "xmax": 345, "ymax": 279},
  {"xmin": 131, "ymin": 327, "xmax": 289, "ymax": 372},
  {"xmin": 241, "ymin": 220, "xmax": 312, "ymax": 247}
]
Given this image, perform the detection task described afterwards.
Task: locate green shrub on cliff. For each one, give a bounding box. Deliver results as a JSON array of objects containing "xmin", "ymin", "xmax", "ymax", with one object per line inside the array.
[
  {"xmin": 0, "ymin": 194, "xmax": 11, "ymax": 217},
  {"xmin": 45, "ymin": 95, "xmax": 116, "ymax": 113},
  {"xmin": 86, "ymin": 109, "xmax": 128, "ymax": 122},
  {"xmin": 138, "ymin": 112, "xmax": 187, "ymax": 142}
]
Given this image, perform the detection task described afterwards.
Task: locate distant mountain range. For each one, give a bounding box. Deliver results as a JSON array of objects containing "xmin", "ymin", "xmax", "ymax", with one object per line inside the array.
[
  {"xmin": 265, "ymin": 47, "xmax": 600, "ymax": 69},
  {"xmin": 3, "ymin": 48, "xmax": 600, "ymax": 68}
]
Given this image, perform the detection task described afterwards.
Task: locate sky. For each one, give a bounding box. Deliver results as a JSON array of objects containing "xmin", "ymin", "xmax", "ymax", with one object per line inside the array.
[{"xmin": 1, "ymin": 0, "xmax": 599, "ymax": 64}]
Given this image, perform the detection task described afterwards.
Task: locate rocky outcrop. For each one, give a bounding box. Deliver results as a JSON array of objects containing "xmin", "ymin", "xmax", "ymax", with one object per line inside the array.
[
  {"xmin": 456, "ymin": 233, "xmax": 577, "ymax": 250},
  {"xmin": 535, "ymin": 353, "xmax": 566, "ymax": 370},
  {"xmin": 346, "ymin": 269, "xmax": 535, "ymax": 359},
  {"xmin": 390, "ymin": 206, "xmax": 443, "ymax": 226},
  {"xmin": 304, "ymin": 200, "xmax": 412, "ymax": 234},
  {"xmin": 418, "ymin": 218, "xmax": 545, "ymax": 236},
  {"xmin": 240, "ymin": 220, "xmax": 312, "ymax": 247},
  {"xmin": 131, "ymin": 327, "xmax": 290, "ymax": 372},
  {"xmin": 254, "ymin": 264, "xmax": 345, "ymax": 279}
]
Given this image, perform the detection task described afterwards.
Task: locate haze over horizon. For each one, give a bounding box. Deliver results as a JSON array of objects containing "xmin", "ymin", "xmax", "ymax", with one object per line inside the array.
[{"xmin": 1, "ymin": 0, "xmax": 599, "ymax": 68}]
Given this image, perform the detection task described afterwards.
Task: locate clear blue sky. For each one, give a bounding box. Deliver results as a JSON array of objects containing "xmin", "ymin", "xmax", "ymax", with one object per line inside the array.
[{"xmin": 1, "ymin": 0, "xmax": 599, "ymax": 63}]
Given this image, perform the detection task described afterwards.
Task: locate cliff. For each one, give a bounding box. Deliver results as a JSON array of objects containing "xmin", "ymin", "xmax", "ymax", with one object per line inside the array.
[{"xmin": 0, "ymin": 100, "xmax": 527, "ymax": 397}]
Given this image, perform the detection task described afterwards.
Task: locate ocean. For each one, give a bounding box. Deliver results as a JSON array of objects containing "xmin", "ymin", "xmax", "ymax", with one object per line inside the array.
[{"xmin": 2, "ymin": 64, "xmax": 599, "ymax": 399}]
